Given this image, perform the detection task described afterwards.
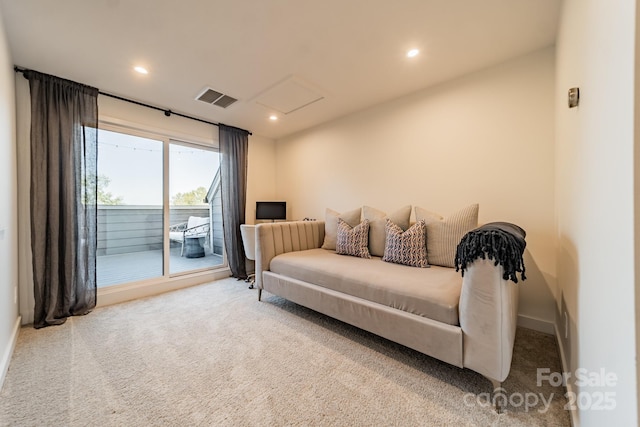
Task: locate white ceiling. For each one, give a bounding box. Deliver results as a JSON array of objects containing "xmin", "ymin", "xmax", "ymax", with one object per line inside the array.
[{"xmin": 0, "ymin": 0, "xmax": 560, "ymax": 139}]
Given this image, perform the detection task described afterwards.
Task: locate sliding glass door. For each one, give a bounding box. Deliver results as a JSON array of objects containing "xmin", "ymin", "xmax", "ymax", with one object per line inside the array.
[
  {"xmin": 96, "ymin": 127, "xmax": 223, "ymax": 288},
  {"xmin": 169, "ymin": 141, "xmax": 223, "ymax": 274},
  {"xmin": 96, "ymin": 129, "xmax": 164, "ymax": 287}
]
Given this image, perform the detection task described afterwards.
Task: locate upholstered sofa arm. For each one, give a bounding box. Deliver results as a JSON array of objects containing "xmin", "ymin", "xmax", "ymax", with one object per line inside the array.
[
  {"xmin": 458, "ymin": 258, "xmax": 519, "ymax": 383},
  {"xmin": 255, "ymin": 221, "xmax": 325, "ymax": 289}
]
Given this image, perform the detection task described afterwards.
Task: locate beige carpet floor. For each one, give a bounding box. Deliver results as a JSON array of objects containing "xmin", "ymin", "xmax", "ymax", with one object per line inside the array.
[{"xmin": 0, "ymin": 278, "xmax": 571, "ymax": 426}]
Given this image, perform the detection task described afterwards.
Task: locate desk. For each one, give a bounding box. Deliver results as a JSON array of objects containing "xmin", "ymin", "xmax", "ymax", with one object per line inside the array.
[{"xmin": 184, "ymin": 237, "xmax": 205, "ymax": 258}]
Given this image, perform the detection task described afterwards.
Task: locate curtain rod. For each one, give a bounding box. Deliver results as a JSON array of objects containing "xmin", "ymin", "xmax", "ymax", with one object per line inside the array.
[{"xmin": 14, "ymin": 66, "xmax": 252, "ymax": 136}]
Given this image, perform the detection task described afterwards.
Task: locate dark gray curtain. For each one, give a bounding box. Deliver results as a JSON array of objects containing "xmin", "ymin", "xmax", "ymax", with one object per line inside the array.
[
  {"xmin": 219, "ymin": 124, "xmax": 249, "ymax": 279},
  {"xmin": 25, "ymin": 71, "xmax": 98, "ymax": 329}
]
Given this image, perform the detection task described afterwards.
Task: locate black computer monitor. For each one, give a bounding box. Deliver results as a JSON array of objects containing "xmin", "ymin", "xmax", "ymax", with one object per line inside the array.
[{"xmin": 255, "ymin": 201, "xmax": 287, "ymax": 221}]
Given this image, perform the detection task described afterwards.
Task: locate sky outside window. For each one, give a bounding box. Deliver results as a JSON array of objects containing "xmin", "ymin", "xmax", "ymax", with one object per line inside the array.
[
  {"xmin": 170, "ymin": 142, "xmax": 219, "ymax": 206},
  {"xmin": 97, "ymin": 129, "xmax": 219, "ymax": 206}
]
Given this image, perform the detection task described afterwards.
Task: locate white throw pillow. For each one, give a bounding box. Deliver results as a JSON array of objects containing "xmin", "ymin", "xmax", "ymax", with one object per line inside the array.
[
  {"xmin": 321, "ymin": 207, "xmax": 362, "ymax": 250},
  {"xmin": 362, "ymin": 205, "xmax": 412, "ymax": 257},
  {"xmin": 415, "ymin": 204, "xmax": 479, "ymax": 268}
]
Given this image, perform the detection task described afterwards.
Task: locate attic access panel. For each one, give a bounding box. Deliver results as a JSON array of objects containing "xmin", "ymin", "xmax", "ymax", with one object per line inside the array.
[{"xmin": 254, "ymin": 76, "xmax": 324, "ymax": 115}]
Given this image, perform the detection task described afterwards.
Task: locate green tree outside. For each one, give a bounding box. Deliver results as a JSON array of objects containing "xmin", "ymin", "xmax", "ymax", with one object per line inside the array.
[
  {"xmin": 172, "ymin": 186, "xmax": 208, "ymax": 206},
  {"xmin": 84, "ymin": 174, "xmax": 124, "ymax": 205},
  {"xmin": 97, "ymin": 175, "xmax": 124, "ymax": 205}
]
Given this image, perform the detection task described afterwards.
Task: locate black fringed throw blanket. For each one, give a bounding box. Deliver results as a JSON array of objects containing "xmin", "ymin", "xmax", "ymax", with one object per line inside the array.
[{"xmin": 454, "ymin": 222, "xmax": 527, "ymax": 283}]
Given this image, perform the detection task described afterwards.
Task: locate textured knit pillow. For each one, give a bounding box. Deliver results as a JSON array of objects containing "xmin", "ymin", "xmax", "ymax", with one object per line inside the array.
[
  {"xmin": 322, "ymin": 207, "xmax": 362, "ymax": 250},
  {"xmin": 336, "ymin": 218, "xmax": 371, "ymax": 259},
  {"xmin": 362, "ymin": 205, "xmax": 412, "ymax": 257},
  {"xmin": 382, "ymin": 219, "xmax": 428, "ymax": 267},
  {"xmin": 415, "ymin": 204, "xmax": 479, "ymax": 268}
]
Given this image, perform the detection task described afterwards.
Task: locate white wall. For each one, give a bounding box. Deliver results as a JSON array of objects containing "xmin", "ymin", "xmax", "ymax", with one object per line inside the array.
[
  {"xmin": 246, "ymin": 133, "xmax": 277, "ymax": 224},
  {"xmin": 14, "ymin": 76, "xmax": 32, "ymax": 324},
  {"xmin": 555, "ymin": 1, "xmax": 637, "ymax": 425},
  {"xmin": 276, "ymin": 47, "xmax": 557, "ymax": 328},
  {"xmin": 0, "ymin": 9, "xmax": 19, "ymax": 388}
]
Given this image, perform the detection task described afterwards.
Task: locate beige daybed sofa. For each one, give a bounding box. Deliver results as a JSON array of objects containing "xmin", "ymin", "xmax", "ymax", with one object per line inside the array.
[{"xmin": 255, "ymin": 219, "xmax": 520, "ymax": 400}]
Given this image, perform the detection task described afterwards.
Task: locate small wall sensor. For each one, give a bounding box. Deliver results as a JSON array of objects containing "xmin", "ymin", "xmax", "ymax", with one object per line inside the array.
[{"xmin": 568, "ymin": 87, "xmax": 580, "ymax": 108}]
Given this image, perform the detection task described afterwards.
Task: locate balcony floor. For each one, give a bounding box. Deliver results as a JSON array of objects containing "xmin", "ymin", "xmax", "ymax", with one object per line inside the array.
[{"xmin": 97, "ymin": 246, "xmax": 224, "ymax": 288}]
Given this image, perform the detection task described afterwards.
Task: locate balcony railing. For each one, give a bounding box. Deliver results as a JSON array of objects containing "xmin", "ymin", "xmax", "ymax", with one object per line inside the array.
[
  {"xmin": 97, "ymin": 205, "xmax": 225, "ymax": 255},
  {"xmin": 96, "ymin": 205, "xmax": 224, "ymax": 287}
]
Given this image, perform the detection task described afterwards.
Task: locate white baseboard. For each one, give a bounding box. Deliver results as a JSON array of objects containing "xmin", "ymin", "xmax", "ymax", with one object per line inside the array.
[
  {"xmin": 97, "ymin": 267, "xmax": 231, "ymax": 307},
  {"xmin": 20, "ymin": 308, "xmax": 33, "ymax": 326},
  {"xmin": 517, "ymin": 314, "xmax": 555, "ymax": 335},
  {"xmin": 0, "ymin": 316, "xmax": 21, "ymax": 391}
]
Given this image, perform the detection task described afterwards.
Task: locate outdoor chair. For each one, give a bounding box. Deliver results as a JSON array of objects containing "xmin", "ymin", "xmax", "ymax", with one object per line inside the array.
[{"xmin": 169, "ymin": 216, "xmax": 210, "ymax": 257}]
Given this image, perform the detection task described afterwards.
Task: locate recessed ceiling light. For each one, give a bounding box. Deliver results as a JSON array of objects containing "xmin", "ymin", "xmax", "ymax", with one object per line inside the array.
[
  {"xmin": 407, "ymin": 49, "xmax": 419, "ymax": 58},
  {"xmin": 269, "ymin": 115, "xmax": 278, "ymax": 121},
  {"xmin": 134, "ymin": 66, "xmax": 148, "ymax": 74}
]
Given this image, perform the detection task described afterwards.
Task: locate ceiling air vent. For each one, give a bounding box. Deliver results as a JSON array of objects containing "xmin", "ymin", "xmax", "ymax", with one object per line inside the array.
[
  {"xmin": 213, "ymin": 95, "xmax": 237, "ymax": 108},
  {"xmin": 195, "ymin": 87, "xmax": 238, "ymax": 109}
]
